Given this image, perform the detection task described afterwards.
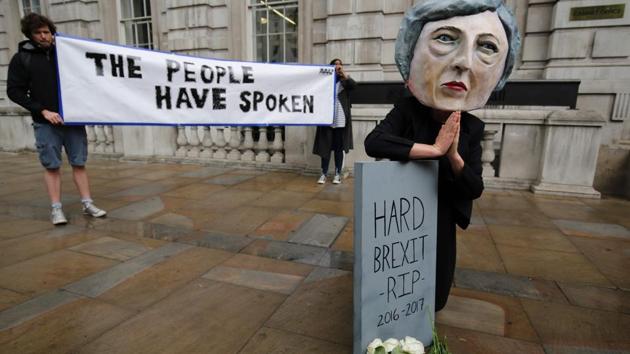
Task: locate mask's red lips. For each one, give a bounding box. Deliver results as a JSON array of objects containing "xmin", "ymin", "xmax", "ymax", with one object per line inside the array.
[{"xmin": 442, "ymin": 81, "xmax": 467, "ymax": 91}]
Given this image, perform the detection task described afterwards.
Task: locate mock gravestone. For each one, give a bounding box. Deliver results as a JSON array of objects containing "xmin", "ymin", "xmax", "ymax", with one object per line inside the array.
[{"xmin": 353, "ymin": 161, "xmax": 438, "ymax": 354}]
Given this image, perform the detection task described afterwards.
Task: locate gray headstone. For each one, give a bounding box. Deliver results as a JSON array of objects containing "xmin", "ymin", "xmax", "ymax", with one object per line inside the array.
[{"xmin": 353, "ymin": 161, "xmax": 438, "ymax": 354}]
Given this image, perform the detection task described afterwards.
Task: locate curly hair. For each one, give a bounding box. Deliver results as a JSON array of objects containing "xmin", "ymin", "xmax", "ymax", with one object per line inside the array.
[{"xmin": 21, "ymin": 13, "xmax": 56, "ymax": 39}]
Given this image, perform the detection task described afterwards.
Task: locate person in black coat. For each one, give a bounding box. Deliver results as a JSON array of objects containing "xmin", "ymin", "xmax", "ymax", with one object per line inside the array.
[
  {"xmin": 312, "ymin": 58, "xmax": 356, "ymax": 184},
  {"xmin": 364, "ymin": 0, "xmax": 520, "ymax": 311}
]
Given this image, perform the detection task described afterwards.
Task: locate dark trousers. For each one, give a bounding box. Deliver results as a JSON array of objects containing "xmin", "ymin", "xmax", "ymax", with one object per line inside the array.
[
  {"xmin": 435, "ymin": 201, "xmax": 457, "ymax": 312},
  {"xmin": 321, "ymin": 128, "xmax": 344, "ymax": 175}
]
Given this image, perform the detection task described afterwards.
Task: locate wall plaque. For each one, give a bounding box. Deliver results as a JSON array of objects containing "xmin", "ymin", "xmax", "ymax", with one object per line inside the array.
[{"xmin": 570, "ymin": 4, "xmax": 625, "ymax": 21}]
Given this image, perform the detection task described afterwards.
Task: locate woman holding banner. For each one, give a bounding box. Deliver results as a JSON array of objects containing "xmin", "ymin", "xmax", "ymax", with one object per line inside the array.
[
  {"xmin": 313, "ymin": 58, "xmax": 356, "ymax": 184},
  {"xmin": 364, "ymin": 0, "xmax": 520, "ymax": 311}
]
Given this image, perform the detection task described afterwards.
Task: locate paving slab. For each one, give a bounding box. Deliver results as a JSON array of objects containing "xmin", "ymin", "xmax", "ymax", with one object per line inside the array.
[
  {"xmin": 252, "ymin": 210, "xmax": 314, "ymax": 241},
  {"xmin": 221, "ymin": 253, "xmax": 313, "ymax": 277},
  {"xmin": 436, "ymin": 294, "xmax": 505, "ymax": 336},
  {"xmin": 239, "ymin": 327, "xmax": 350, "ymax": 354},
  {"xmin": 203, "ymin": 173, "xmax": 256, "ymax": 185},
  {"xmin": 177, "ymin": 166, "xmax": 231, "ymax": 178},
  {"xmin": 289, "ymin": 214, "xmax": 348, "ymax": 247},
  {"xmin": 0, "ymin": 297, "xmax": 132, "ymax": 354},
  {"xmin": 304, "ymin": 267, "xmax": 351, "ymax": 283},
  {"xmin": 241, "ymin": 239, "xmax": 328, "ymax": 266},
  {"xmin": 162, "ymin": 183, "xmax": 226, "ymax": 200},
  {"xmin": 0, "ymin": 218, "xmax": 53, "ymax": 241},
  {"xmin": 558, "ymin": 283, "xmax": 630, "ymax": 314},
  {"xmin": 203, "ymin": 266, "xmax": 304, "ymax": 295},
  {"xmin": 63, "ymin": 243, "xmax": 193, "ymax": 298},
  {"xmin": 456, "ymin": 224, "xmax": 506, "ymax": 273},
  {"xmin": 148, "ymin": 212, "xmax": 194, "ymax": 230},
  {"xmin": 178, "ymin": 231, "xmax": 253, "ymax": 252},
  {"xmin": 70, "ymin": 236, "xmax": 150, "ymax": 261},
  {"xmin": 569, "ymin": 236, "xmax": 630, "ymax": 290},
  {"xmin": 98, "ymin": 247, "xmax": 232, "ymax": 311},
  {"xmin": 0, "ymin": 250, "xmax": 117, "ymax": 296},
  {"xmin": 108, "ymin": 196, "xmax": 165, "ymax": 221},
  {"xmin": 250, "ymin": 190, "xmax": 315, "ymax": 209},
  {"xmin": 266, "ymin": 273, "xmax": 353, "ymax": 346},
  {"xmin": 521, "ymin": 299, "xmax": 630, "ymax": 351},
  {"xmin": 142, "ymin": 223, "xmax": 193, "ymax": 241},
  {"xmin": 488, "ymin": 224, "xmax": 579, "ymax": 253},
  {"xmin": 543, "ymin": 345, "xmax": 630, "ymax": 354},
  {"xmin": 299, "ymin": 199, "xmax": 353, "ymax": 217},
  {"xmin": 191, "ymin": 189, "xmax": 263, "ymax": 211},
  {"xmin": 199, "ymin": 205, "xmax": 278, "ymax": 235},
  {"xmin": 480, "ymin": 209, "xmax": 556, "ymax": 229},
  {"xmin": 0, "ymin": 288, "xmax": 27, "ymax": 312},
  {"xmin": 78, "ymin": 279, "xmax": 285, "ymax": 354},
  {"xmin": 318, "ymin": 249, "xmax": 354, "ymax": 271},
  {"xmin": 496, "ymin": 244, "xmax": 612, "ymax": 286},
  {"xmin": 331, "ymin": 222, "xmax": 353, "ymax": 251},
  {"xmin": 0, "ymin": 290, "xmax": 81, "ymax": 331},
  {"xmin": 553, "ymin": 219, "xmax": 630, "ymax": 240},
  {"xmin": 436, "ymin": 324, "xmax": 546, "ymax": 354},
  {"xmin": 455, "ymin": 268, "xmax": 567, "ymax": 302}
]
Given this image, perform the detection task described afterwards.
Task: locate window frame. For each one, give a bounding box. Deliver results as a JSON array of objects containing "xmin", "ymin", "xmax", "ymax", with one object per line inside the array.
[
  {"xmin": 118, "ymin": 0, "xmax": 154, "ymax": 49},
  {"xmin": 248, "ymin": 0, "xmax": 298, "ymax": 63},
  {"xmin": 18, "ymin": 0, "xmax": 42, "ymax": 16}
]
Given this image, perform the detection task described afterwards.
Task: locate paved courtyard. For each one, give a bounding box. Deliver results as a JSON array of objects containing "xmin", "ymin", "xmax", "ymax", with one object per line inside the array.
[{"xmin": 0, "ymin": 152, "xmax": 628, "ymax": 354}]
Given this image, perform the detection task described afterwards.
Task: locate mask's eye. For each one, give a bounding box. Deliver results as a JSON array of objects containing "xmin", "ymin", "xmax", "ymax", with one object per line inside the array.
[
  {"xmin": 434, "ymin": 33, "xmax": 456, "ymax": 43},
  {"xmin": 479, "ymin": 41, "xmax": 499, "ymax": 53}
]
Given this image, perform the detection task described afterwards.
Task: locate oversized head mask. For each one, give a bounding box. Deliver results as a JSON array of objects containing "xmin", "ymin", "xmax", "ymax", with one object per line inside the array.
[{"xmin": 402, "ymin": 8, "xmax": 511, "ymax": 111}]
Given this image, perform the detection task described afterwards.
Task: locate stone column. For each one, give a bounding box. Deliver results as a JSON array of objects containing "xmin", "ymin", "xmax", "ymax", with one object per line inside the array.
[
  {"xmin": 227, "ymin": 127, "xmax": 242, "ymax": 160},
  {"xmin": 200, "ymin": 126, "xmax": 214, "ymax": 158},
  {"xmin": 531, "ymin": 110, "xmax": 605, "ymax": 198},
  {"xmin": 175, "ymin": 126, "xmax": 188, "ymax": 157},
  {"xmin": 255, "ymin": 127, "xmax": 270, "ymax": 162},
  {"xmin": 241, "ymin": 127, "xmax": 255, "ymax": 161},
  {"xmin": 481, "ymin": 129, "xmax": 497, "ymax": 178},
  {"xmin": 187, "ymin": 126, "xmax": 201, "ymax": 158},
  {"xmin": 213, "ymin": 127, "xmax": 227, "ymax": 159}
]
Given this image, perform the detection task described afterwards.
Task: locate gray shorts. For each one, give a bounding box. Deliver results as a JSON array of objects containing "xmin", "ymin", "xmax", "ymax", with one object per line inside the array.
[{"xmin": 33, "ymin": 123, "xmax": 88, "ymax": 169}]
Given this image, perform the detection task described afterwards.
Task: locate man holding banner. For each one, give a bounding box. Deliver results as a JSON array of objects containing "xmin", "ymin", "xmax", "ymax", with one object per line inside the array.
[{"xmin": 7, "ymin": 13, "xmax": 106, "ymax": 225}]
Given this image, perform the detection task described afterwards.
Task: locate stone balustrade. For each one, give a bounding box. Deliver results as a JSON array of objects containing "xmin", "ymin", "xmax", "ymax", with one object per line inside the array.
[
  {"xmin": 0, "ymin": 105, "xmax": 604, "ymax": 197},
  {"xmin": 174, "ymin": 126, "xmax": 285, "ymax": 164}
]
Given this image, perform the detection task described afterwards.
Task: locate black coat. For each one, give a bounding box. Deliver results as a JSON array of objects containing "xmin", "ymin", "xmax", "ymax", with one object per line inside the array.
[
  {"xmin": 364, "ymin": 96, "xmax": 484, "ymax": 229},
  {"xmin": 364, "ymin": 96, "xmax": 484, "ymax": 311},
  {"xmin": 7, "ymin": 40, "xmax": 59, "ymax": 125},
  {"xmin": 312, "ymin": 77, "xmax": 357, "ymax": 157}
]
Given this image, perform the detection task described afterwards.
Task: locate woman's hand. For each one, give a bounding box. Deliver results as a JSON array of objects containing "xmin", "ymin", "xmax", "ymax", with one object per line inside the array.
[
  {"xmin": 432, "ymin": 111, "xmax": 460, "ymax": 155},
  {"xmin": 446, "ymin": 112, "xmax": 465, "ymax": 175}
]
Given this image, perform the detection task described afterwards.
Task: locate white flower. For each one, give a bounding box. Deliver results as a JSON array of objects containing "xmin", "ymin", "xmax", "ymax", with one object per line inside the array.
[
  {"xmin": 367, "ymin": 338, "xmax": 384, "ymax": 354},
  {"xmin": 401, "ymin": 336, "xmax": 424, "ymax": 354},
  {"xmin": 383, "ymin": 338, "xmax": 400, "ymax": 352}
]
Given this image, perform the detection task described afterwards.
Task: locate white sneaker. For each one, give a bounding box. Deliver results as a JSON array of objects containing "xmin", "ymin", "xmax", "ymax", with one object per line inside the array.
[
  {"xmin": 333, "ymin": 174, "xmax": 342, "ymax": 184},
  {"xmin": 83, "ymin": 203, "xmax": 107, "ymax": 218},
  {"xmin": 317, "ymin": 174, "xmax": 326, "ymax": 184},
  {"xmin": 51, "ymin": 207, "xmax": 68, "ymax": 225}
]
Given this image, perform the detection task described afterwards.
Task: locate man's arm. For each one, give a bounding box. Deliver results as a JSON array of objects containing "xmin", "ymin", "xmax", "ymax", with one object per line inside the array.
[{"xmin": 6, "ymin": 53, "xmax": 44, "ymax": 115}]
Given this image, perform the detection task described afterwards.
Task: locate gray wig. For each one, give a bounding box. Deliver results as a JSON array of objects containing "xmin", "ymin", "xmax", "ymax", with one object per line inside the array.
[{"xmin": 395, "ymin": 0, "xmax": 521, "ymax": 91}]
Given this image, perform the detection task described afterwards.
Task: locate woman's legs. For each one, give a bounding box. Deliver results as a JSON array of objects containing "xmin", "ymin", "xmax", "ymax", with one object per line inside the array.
[
  {"xmin": 332, "ymin": 128, "xmax": 344, "ymax": 175},
  {"xmin": 435, "ymin": 204, "xmax": 457, "ymax": 312}
]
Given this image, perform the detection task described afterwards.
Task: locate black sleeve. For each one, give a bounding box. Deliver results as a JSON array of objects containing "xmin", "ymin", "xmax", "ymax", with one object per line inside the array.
[
  {"xmin": 342, "ymin": 77, "xmax": 357, "ymax": 90},
  {"xmin": 364, "ymin": 104, "xmax": 415, "ymax": 161},
  {"xmin": 452, "ymin": 119, "xmax": 485, "ymax": 200},
  {"xmin": 7, "ymin": 53, "xmax": 43, "ymax": 115}
]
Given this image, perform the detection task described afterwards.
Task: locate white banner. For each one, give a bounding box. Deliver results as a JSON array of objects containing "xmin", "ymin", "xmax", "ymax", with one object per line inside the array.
[{"xmin": 56, "ymin": 34, "xmax": 336, "ymax": 126}]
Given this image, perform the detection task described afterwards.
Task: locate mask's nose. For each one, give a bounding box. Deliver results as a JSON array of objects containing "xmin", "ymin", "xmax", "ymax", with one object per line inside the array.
[{"xmin": 451, "ymin": 45, "xmax": 472, "ymax": 72}]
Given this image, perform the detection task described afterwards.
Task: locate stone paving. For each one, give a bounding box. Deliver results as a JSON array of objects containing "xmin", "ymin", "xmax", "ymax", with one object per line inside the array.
[{"xmin": 0, "ymin": 152, "xmax": 629, "ymax": 354}]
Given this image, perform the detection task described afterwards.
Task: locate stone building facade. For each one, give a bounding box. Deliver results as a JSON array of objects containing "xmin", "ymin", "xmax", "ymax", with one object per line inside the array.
[{"xmin": 0, "ymin": 0, "xmax": 628, "ymax": 196}]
